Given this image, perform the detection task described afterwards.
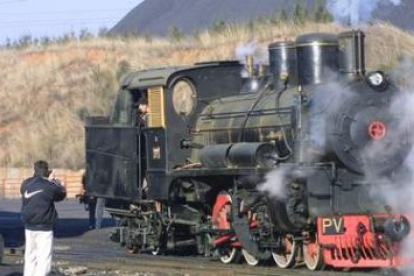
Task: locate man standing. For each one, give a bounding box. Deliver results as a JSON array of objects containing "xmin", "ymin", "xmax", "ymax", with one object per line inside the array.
[
  {"xmin": 95, "ymin": 197, "xmax": 105, "ymax": 229},
  {"xmin": 135, "ymin": 97, "xmax": 149, "ymax": 127},
  {"xmin": 77, "ymin": 173, "xmax": 97, "ymax": 229},
  {"xmin": 20, "ymin": 160, "xmax": 66, "ymax": 276}
]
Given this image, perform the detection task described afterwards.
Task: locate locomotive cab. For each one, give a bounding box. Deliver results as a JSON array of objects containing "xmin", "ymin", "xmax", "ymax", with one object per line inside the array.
[{"xmin": 85, "ymin": 61, "xmax": 245, "ymax": 201}]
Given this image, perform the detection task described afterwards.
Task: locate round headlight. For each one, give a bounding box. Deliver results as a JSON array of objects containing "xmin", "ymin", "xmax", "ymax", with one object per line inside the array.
[
  {"xmin": 368, "ymin": 72, "xmax": 384, "ymax": 86},
  {"xmin": 366, "ymin": 71, "xmax": 388, "ymax": 91}
]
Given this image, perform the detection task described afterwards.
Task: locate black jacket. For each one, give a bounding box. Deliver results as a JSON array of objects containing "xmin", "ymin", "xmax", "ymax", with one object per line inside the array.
[{"xmin": 20, "ymin": 175, "xmax": 66, "ymax": 231}]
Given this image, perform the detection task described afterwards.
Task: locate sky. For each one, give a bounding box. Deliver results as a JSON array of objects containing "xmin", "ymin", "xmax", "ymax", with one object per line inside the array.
[{"xmin": 0, "ymin": 0, "xmax": 143, "ymax": 45}]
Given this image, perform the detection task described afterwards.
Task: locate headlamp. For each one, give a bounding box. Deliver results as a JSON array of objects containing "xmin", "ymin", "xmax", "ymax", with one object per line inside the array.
[{"xmin": 366, "ymin": 71, "xmax": 388, "ymax": 92}]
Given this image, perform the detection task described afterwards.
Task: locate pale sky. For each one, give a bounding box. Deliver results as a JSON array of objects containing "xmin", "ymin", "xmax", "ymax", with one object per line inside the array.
[{"xmin": 0, "ymin": 0, "xmax": 143, "ymax": 45}]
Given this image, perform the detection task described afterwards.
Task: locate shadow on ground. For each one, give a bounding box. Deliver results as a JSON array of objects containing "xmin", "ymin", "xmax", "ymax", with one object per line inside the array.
[
  {"xmin": 0, "ymin": 211, "xmax": 24, "ymax": 248},
  {"xmin": 0, "ymin": 199, "xmax": 115, "ymax": 247},
  {"xmin": 55, "ymin": 217, "xmax": 115, "ymax": 238}
]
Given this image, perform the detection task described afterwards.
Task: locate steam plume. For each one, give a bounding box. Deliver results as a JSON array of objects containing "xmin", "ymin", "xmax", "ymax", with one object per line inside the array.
[
  {"xmin": 362, "ymin": 60, "xmax": 414, "ymax": 274},
  {"xmin": 258, "ymin": 165, "xmax": 291, "ymax": 198},
  {"xmin": 326, "ymin": 0, "xmax": 401, "ymax": 26},
  {"xmin": 365, "ymin": 59, "xmax": 414, "ymax": 213},
  {"xmin": 235, "ymin": 42, "xmax": 267, "ymax": 66}
]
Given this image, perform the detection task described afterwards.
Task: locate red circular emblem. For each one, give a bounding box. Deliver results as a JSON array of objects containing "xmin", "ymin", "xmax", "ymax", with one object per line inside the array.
[{"xmin": 368, "ymin": 121, "xmax": 387, "ymax": 140}]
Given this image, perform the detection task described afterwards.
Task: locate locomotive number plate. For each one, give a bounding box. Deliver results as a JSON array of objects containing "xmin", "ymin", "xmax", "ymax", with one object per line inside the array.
[{"xmin": 321, "ymin": 218, "xmax": 345, "ymax": 235}]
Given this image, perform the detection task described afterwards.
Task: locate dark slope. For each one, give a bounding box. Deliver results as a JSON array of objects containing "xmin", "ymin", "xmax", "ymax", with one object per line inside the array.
[
  {"xmin": 111, "ymin": 0, "xmax": 317, "ymax": 36},
  {"xmin": 374, "ymin": 0, "xmax": 414, "ymax": 31},
  {"xmin": 111, "ymin": 0, "xmax": 413, "ymax": 37}
]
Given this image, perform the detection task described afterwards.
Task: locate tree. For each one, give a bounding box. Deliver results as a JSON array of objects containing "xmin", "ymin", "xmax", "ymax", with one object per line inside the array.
[
  {"xmin": 56, "ymin": 32, "xmax": 73, "ymax": 44},
  {"xmin": 210, "ymin": 20, "xmax": 227, "ymax": 34},
  {"xmin": 269, "ymin": 10, "xmax": 280, "ymax": 24},
  {"xmin": 169, "ymin": 26, "xmax": 184, "ymax": 42},
  {"xmin": 116, "ymin": 60, "xmax": 132, "ymax": 81},
  {"xmin": 144, "ymin": 33, "xmax": 153, "ymax": 43},
  {"xmin": 79, "ymin": 28, "xmax": 94, "ymax": 40},
  {"xmin": 293, "ymin": 0, "xmax": 308, "ymax": 24},
  {"xmin": 40, "ymin": 36, "xmax": 52, "ymax": 46},
  {"xmin": 313, "ymin": 0, "xmax": 333, "ymax": 23},
  {"xmin": 17, "ymin": 34, "xmax": 33, "ymax": 49},
  {"xmin": 279, "ymin": 7, "xmax": 289, "ymax": 22},
  {"xmin": 5, "ymin": 38, "xmax": 11, "ymax": 49},
  {"xmin": 123, "ymin": 30, "xmax": 140, "ymax": 40},
  {"xmin": 98, "ymin": 27, "xmax": 109, "ymax": 38}
]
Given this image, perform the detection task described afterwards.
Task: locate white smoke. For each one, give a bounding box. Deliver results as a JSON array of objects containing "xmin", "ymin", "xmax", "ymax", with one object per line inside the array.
[
  {"xmin": 365, "ymin": 60, "xmax": 414, "ymax": 210},
  {"xmin": 258, "ymin": 165, "xmax": 291, "ymax": 199},
  {"xmin": 234, "ymin": 42, "xmax": 267, "ymax": 77},
  {"xmin": 390, "ymin": 57, "xmax": 414, "ymax": 89},
  {"xmin": 258, "ymin": 57, "xmax": 414, "ymax": 271},
  {"xmin": 362, "ymin": 60, "xmax": 414, "ymax": 273},
  {"xmin": 308, "ymin": 81, "xmax": 354, "ymax": 154},
  {"xmin": 327, "ymin": 0, "xmax": 401, "ymax": 26},
  {"xmin": 235, "ymin": 42, "xmax": 256, "ymax": 61},
  {"xmin": 235, "ymin": 41, "xmax": 267, "ymax": 63},
  {"xmin": 259, "ymin": 82, "xmax": 355, "ymax": 198}
]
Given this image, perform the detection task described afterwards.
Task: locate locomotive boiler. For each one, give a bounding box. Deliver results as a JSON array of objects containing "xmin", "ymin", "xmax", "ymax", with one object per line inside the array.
[{"xmin": 84, "ymin": 30, "xmax": 413, "ymax": 270}]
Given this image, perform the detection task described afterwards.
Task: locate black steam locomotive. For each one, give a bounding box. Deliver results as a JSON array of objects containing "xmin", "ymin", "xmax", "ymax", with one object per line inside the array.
[{"xmin": 85, "ymin": 30, "xmax": 413, "ymax": 270}]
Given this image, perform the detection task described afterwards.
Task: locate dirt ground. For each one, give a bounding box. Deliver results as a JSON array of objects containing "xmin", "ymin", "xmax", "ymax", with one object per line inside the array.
[
  {"xmin": 0, "ymin": 198, "xmax": 115, "ymax": 276},
  {"xmin": 0, "ymin": 199, "xmax": 394, "ymax": 276}
]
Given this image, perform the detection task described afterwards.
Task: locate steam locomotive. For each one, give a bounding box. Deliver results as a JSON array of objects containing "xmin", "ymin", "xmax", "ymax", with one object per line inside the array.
[{"xmin": 84, "ymin": 30, "xmax": 413, "ymax": 270}]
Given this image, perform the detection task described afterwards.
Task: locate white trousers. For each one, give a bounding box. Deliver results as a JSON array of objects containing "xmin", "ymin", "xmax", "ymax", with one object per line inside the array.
[
  {"xmin": 24, "ymin": 229, "xmax": 54, "ymax": 276},
  {"xmin": 95, "ymin": 198, "xmax": 105, "ymax": 229}
]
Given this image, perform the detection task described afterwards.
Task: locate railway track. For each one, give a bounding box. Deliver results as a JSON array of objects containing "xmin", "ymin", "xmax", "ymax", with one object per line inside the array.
[
  {"xmin": 2, "ymin": 232, "xmax": 397, "ymax": 276},
  {"xmin": 53, "ymin": 255, "xmax": 388, "ymax": 276},
  {"xmin": 29, "ymin": 228, "xmax": 395, "ymax": 276},
  {"xmin": 52, "ymin": 248, "xmax": 398, "ymax": 276},
  {"xmin": 0, "ymin": 200, "xmax": 400, "ymax": 276}
]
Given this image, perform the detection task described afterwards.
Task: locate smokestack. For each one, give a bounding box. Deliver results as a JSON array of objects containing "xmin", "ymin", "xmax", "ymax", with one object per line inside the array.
[
  {"xmin": 350, "ymin": 0, "xmax": 360, "ymax": 26},
  {"xmin": 338, "ymin": 30, "xmax": 365, "ymax": 79},
  {"xmin": 268, "ymin": 41, "xmax": 298, "ymax": 88}
]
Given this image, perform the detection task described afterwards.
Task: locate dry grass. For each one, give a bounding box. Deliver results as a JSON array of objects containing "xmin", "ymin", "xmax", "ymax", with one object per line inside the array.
[{"xmin": 0, "ymin": 21, "xmax": 412, "ymax": 169}]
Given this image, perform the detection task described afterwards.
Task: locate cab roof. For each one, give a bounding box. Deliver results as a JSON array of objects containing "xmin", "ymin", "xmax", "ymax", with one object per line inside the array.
[{"xmin": 120, "ymin": 61, "xmax": 240, "ymax": 90}]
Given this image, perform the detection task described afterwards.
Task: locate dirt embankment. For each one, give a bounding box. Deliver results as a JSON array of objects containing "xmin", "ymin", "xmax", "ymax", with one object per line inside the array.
[{"xmin": 0, "ymin": 22, "xmax": 412, "ymax": 169}]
